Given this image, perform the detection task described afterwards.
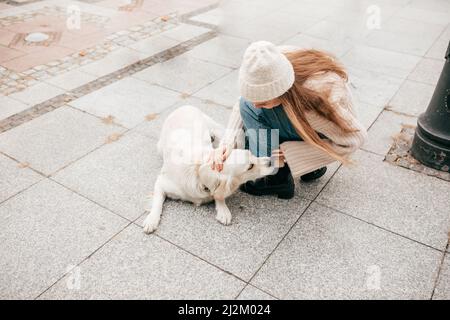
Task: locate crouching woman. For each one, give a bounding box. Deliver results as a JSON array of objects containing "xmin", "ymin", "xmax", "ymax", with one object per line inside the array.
[{"xmin": 211, "ymin": 41, "xmax": 368, "ymax": 199}]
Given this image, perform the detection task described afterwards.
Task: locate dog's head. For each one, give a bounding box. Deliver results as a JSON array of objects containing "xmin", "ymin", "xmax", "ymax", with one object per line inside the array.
[{"xmin": 198, "ymin": 149, "xmax": 273, "ymax": 200}]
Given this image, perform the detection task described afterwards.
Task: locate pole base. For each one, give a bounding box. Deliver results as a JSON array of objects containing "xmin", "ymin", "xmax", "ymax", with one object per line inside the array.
[{"xmin": 411, "ymin": 126, "xmax": 450, "ymax": 172}]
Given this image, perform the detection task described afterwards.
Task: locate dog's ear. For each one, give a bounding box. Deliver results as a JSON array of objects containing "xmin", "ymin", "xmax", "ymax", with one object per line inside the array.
[{"xmin": 198, "ymin": 164, "xmax": 221, "ymax": 194}]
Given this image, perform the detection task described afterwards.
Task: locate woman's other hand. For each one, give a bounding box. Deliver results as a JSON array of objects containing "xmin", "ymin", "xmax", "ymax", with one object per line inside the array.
[{"xmin": 209, "ymin": 145, "xmax": 229, "ymax": 172}]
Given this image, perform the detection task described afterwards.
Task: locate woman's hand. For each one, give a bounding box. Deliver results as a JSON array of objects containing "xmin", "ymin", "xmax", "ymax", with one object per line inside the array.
[{"xmin": 209, "ymin": 145, "xmax": 229, "ymax": 172}]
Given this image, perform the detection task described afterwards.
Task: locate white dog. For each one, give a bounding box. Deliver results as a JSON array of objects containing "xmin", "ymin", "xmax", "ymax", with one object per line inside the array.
[{"xmin": 143, "ymin": 105, "xmax": 274, "ymax": 234}]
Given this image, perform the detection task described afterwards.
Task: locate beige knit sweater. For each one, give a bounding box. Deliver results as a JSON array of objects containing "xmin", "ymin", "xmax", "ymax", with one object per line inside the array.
[{"xmin": 220, "ymin": 48, "xmax": 368, "ymax": 178}]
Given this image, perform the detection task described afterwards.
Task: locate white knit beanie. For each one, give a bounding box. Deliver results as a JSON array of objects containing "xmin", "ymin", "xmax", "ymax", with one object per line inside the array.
[{"xmin": 239, "ymin": 41, "xmax": 295, "ymax": 102}]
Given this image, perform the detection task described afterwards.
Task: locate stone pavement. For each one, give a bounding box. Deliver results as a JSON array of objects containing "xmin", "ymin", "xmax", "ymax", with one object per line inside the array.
[{"xmin": 0, "ymin": 0, "xmax": 449, "ymax": 300}]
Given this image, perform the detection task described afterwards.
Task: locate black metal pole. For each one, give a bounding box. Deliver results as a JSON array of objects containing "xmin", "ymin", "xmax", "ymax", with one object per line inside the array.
[{"xmin": 410, "ymin": 41, "xmax": 450, "ymax": 172}]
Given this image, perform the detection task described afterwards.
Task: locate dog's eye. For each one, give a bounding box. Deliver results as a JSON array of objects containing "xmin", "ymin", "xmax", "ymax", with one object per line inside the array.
[{"xmin": 248, "ymin": 164, "xmax": 254, "ymax": 171}]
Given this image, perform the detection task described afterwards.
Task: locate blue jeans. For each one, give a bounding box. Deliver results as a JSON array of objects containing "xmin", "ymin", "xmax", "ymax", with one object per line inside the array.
[{"xmin": 239, "ymin": 97, "xmax": 303, "ymax": 157}]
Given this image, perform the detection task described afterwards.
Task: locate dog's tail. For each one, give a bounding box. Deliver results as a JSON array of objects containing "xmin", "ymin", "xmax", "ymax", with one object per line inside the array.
[{"xmin": 143, "ymin": 177, "xmax": 166, "ymax": 234}]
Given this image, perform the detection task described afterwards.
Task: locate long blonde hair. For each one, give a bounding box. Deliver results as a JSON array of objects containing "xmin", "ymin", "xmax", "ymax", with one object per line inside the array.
[{"xmin": 279, "ymin": 49, "xmax": 359, "ymax": 164}]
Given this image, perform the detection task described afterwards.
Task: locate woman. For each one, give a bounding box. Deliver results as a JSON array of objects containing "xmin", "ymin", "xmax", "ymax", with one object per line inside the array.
[{"xmin": 211, "ymin": 41, "xmax": 367, "ymax": 199}]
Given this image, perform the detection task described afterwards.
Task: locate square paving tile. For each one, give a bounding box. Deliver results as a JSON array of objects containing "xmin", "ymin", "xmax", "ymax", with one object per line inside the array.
[
  {"xmin": 342, "ymin": 45, "xmax": 421, "ymax": 79},
  {"xmin": 133, "ymin": 53, "xmax": 232, "ymax": 94},
  {"xmin": 101, "ymin": 11, "xmax": 159, "ymax": 34},
  {"xmin": 184, "ymin": 35, "xmax": 250, "ymax": 68},
  {"xmin": 408, "ymin": 58, "xmax": 445, "ymax": 85},
  {"xmin": 426, "ymin": 37, "xmax": 449, "ymax": 60},
  {"xmin": 304, "ymin": 20, "xmax": 369, "ymax": 43},
  {"xmin": 363, "ymin": 110, "xmax": 417, "ymax": 156},
  {"xmin": 219, "ymin": 0, "xmax": 279, "ymax": 21},
  {"xmin": 409, "ymin": 0, "xmax": 450, "ymax": 12},
  {"xmin": 242, "ymin": 10, "xmax": 320, "ymax": 43},
  {"xmin": 44, "ymin": 70, "xmax": 97, "ymax": 91},
  {"xmin": 220, "ymin": 16, "xmax": 315, "ymax": 45},
  {"xmin": 69, "ymin": 77, "xmax": 180, "ymax": 128},
  {"xmin": 138, "ymin": 0, "xmax": 206, "ymax": 16},
  {"xmin": 324, "ymin": 2, "xmax": 400, "ymax": 24},
  {"xmin": 160, "ymin": 23, "xmax": 210, "ymax": 42},
  {"xmin": 425, "ymin": 27, "xmax": 450, "ymax": 60},
  {"xmin": 388, "ymin": 80, "xmax": 435, "ymax": 117},
  {"xmin": 189, "ymin": 8, "xmax": 223, "ymax": 25},
  {"xmin": 128, "ymin": 33, "xmax": 180, "ymax": 56},
  {"xmin": 433, "ymin": 256, "xmax": 450, "ymax": 300},
  {"xmin": 393, "ymin": 6, "xmax": 450, "ymax": 25},
  {"xmin": 363, "ymin": 30, "xmax": 436, "ymax": 57},
  {"xmin": 0, "ymin": 95, "xmax": 29, "ymax": 120},
  {"xmin": 353, "ymin": 101, "xmax": 384, "ymax": 130},
  {"xmin": 0, "ymin": 153, "xmax": 42, "ymax": 204},
  {"xmin": 252, "ymin": 202, "xmax": 442, "ymax": 299},
  {"xmin": 275, "ymin": 1, "xmax": 345, "ymax": 20},
  {"xmin": 40, "ymin": 224, "xmax": 245, "ymax": 299},
  {"xmin": 363, "ymin": 17, "xmax": 444, "ymax": 56},
  {"xmin": 0, "ymin": 106, "xmax": 124, "ymax": 175},
  {"xmin": 281, "ymin": 33, "xmax": 353, "ymax": 58},
  {"xmin": 295, "ymin": 161, "xmax": 341, "ymax": 201},
  {"xmin": 53, "ymin": 131, "xmax": 161, "ymax": 221},
  {"xmin": 193, "ymin": 69, "xmax": 238, "ymax": 107},
  {"xmin": 0, "ymin": 179, "xmax": 128, "ymax": 299},
  {"xmin": 347, "ymin": 66, "xmax": 404, "ymax": 108},
  {"xmin": 8, "ymin": 81, "xmax": 65, "ymax": 106},
  {"xmin": 78, "ymin": 47, "xmax": 146, "ymax": 77},
  {"xmin": 316, "ymin": 150, "xmax": 450, "ymax": 250},
  {"xmin": 135, "ymin": 192, "xmax": 310, "ymax": 280}
]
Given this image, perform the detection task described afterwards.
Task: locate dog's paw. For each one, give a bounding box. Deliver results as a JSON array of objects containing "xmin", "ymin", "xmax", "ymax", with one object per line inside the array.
[
  {"xmin": 216, "ymin": 209, "xmax": 232, "ymax": 226},
  {"xmin": 143, "ymin": 215, "xmax": 160, "ymax": 234}
]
